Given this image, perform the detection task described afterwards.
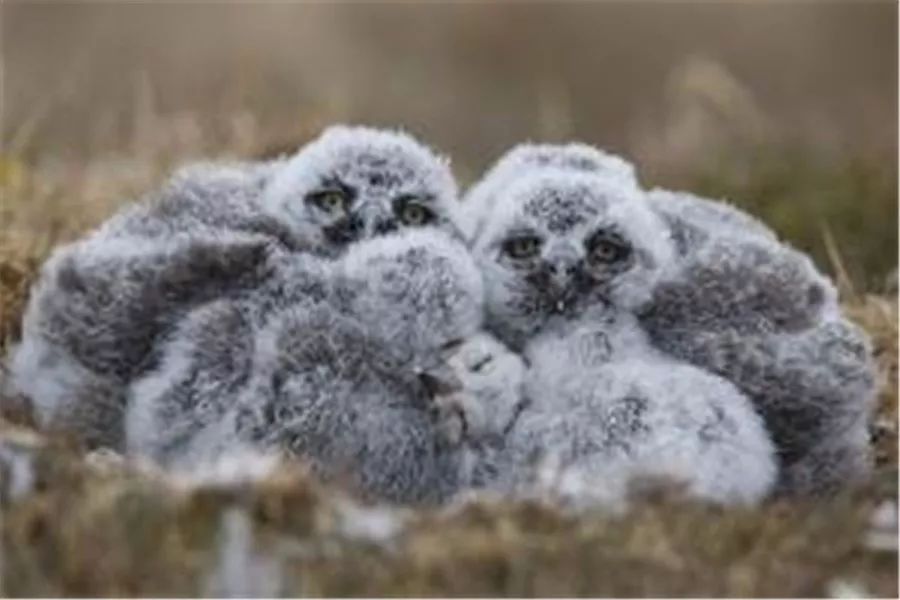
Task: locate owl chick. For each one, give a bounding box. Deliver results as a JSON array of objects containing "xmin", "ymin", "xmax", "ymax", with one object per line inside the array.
[
  {"xmin": 9, "ymin": 125, "xmax": 462, "ymax": 449},
  {"xmin": 465, "ymin": 146, "xmax": 876, "ymax": 494},
  {"xmin": 465, "ymin": 169, "xmax": 777, "ymax": 506},
  {"xmin": 631, "ymin": 185, "xmax": 874, "ymax": 496},
  {"xmin": 461, "ymin": 142, "xmax": 638, "ymax": 243},
  {"xmin": 468, "ymin": 142, "xmax": 840, "ymax": 332},
  {"xmin": 470, "ymin": 167, "xmax": 673, "ymax": 352},
  {"xmin": 127, "ymin": 229, "xmax": 520, "ymax": 504}
]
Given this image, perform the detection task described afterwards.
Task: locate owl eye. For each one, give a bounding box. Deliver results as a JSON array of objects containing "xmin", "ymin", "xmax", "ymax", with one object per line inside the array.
[
  {"xmin": 587, "ymin": 232, "xmax": 630, "ymax": 264},
  {"xmin": 308, "ymin": 189, "xmax": 349, "ymax": 215},
  {"xmin": 503, "ymin": 235, "xmax": 542, "ymax": 260},
  {"xmin": 396, "ymin": 197, "xmax": 435, "ymax": 226}
]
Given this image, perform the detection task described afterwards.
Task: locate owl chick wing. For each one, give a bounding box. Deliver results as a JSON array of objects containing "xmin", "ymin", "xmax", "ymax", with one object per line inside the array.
[
  {"xmin": 127, "ymin": 229, "xmax": 490, "ymax": 504},
  {"xmin": 639, "ymin": 190, "xmax": 875, "ymax": 494},
  {"xmin": 650, "ymin": 317, "xmax": 877, "ymax": 495},
  {"xmin": 10, "ymin": 228, "xmax": 281, "ymax": 447}
]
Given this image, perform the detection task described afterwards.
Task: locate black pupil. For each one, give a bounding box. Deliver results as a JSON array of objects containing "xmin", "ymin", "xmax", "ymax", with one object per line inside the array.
[
  {"xmin": 508, "ymin": 237, "xmax": 538, "ymax": 257},
  {"xmin": 317, "ymin": 191, "xmax": 343, "ymax": 209},
  {"xmin": 591, "ymin": 237, "xmax": 627, "ymax": 262},
  {"xmin": 398, "ymin": 199, "xmax": 432, "ymax": 225}
]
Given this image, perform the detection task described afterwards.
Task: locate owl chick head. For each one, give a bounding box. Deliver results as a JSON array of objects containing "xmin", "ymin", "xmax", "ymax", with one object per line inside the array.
[
  {"xmin": 339, "ymin": 228, "xmax": 484, "ymax": 376},
  {"xmin": 263, "ymin": 125, "xmax": 462, "ymax": 255},
  {"xmin": 472, "ymin": 168, "xmax": 674, "ymax": 350},
  {"xmin": 462, "ymin": 143, "xmax": 639, "ymax": 241}
]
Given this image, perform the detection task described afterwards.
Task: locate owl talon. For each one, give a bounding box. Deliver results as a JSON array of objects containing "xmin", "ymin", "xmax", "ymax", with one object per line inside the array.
[
  {"xmin": 432, "ymin": 393, "xmax": 467, "ymax": 447},
  {"xmin": 438, "ymin": 333, "xmax": 526, "ymax": 442}
]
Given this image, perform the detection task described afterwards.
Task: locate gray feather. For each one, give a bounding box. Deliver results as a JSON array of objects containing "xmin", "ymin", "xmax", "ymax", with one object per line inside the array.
[
  {"xmin": 464, "ymin": 143, "xmax": 875, "ymax": 497},
  {"xmin": 127, "ymin": 229, "xmax": 486, "ymax": 504},
  {"xmin": 10, "ymin": 125, "xmax": 461, "ymax": 450}
]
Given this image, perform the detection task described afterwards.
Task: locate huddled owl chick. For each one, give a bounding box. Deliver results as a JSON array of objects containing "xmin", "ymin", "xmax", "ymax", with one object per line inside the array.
[
  {"xmin": 470, "ymin": 168, "xmax": 674, "ymax": 352},
  {"xmin": 98, "ymin": 124, "xmax": 463, "ymax": 253},
  {"xmin": 464, "ymin": 141, "xmax": 834, "ymax": 332},
  {"xmin": 9, "ymin": 125, "xmax": 461, "ymax": 449},
  {"xmin": 612, "ymin": 184, "xmax": 873, "ymax": 495},
  {"xmin": 637, "ymin": 247, "xmax": 875, "ymax": 496},
  {"xmin": 465, "ymin": 146, "xmax": 876, "ymax": 494},
  {"xmin": 461, "ymin": 143, "xmax": 638, "ymax": 243},
  {"xmin": 263, "ymin": 125, "xmax": 462, "ymax": 250},
  {"xmin": 464, "ymin": 169, "xmax": 776, "ymax": 505},
  {"xmin": 127, "ymin": 229, "xmax": 520, "ymax": 504}
]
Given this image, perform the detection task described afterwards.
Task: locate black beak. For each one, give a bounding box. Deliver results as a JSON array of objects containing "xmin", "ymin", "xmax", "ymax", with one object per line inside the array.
[
  {"xmin": 547, "ymin": 259, "xmax": 578, "ymax": 290},
  {"xmin": 325, "ymin": 214, "xmax": 364, "ymax": 245},
  {"xmin": 541, "ymin": 260, "xmax": 580, "ymax": 315}
]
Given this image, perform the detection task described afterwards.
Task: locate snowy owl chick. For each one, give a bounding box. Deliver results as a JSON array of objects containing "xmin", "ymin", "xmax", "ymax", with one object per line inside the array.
[
  {"xmin": 461, "ymin": 142, "xmax": 638, "ymax": 242},
  {"xmin": 466, "ymin": 169, "xmax": 776, "ymax": 506},
  {"xmin": 466, "ymin": 145, "xmax": 876, "ymax": 494},
  {"xmin": 469, "ymin": 142, "xmax": 837, "ymax": 333},
  {"xmin": 10, "ymin": 125, "xmax": 461, "ymax": 449},
  {"xmin": 470, "ymin": 168, "xmax": 673, "ymax": 352},
  {"xmin": 128, "ymin": 229, "xmax": 519, "ymax": 504},
  {"xmin": 630, "ymin": 186, "xmax": 876, "ymax": 494},
  {"xmin": 95, "ymin": 124, "xmax": 463, "ymax": 254}
]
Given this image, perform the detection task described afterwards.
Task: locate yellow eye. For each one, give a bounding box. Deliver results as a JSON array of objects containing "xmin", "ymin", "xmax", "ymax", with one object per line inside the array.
[
  {"xmin": 588, "ymin": 234, "xmax": 629, "ymax": 264},
  {"xmin": 398, "ymin": 201, "xmax": 433, "ymax": 226},
  {"xmin": 309, "ymin": 190, "xmax": 348, "ymax": 215},
  {"xmin": 504, "ymin": 236, "xmax": 542, "ymax": 260},
  {"xmin": 591, "ymin": 242, "xmax": 618, "ymax": 262}
]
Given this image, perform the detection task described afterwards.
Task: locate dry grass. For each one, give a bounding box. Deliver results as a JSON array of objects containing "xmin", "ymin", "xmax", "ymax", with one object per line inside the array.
[
  {"xmin": 847, "ymin": 295, "xmax": 899, "ymax": 469},
  {"xmin": 0, "ymin": 417, "xmax": 897, "ymax": 598}
]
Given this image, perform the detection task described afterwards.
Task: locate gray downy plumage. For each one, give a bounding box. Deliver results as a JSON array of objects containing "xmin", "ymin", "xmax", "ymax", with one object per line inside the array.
[
  {"xmin": 9, "ymin": 125, "xmax": 462, "ymax": 449},
  {"xmin": 463, "ymin": 143, "xmax": 877, "ymax": 495},
  {"xmin": 126, "ymin": 229, "xmax": 517, "ymax": 505},
  {"xmin": 462, "ymin": 168, "xmax": 777, "ymax": 506}
]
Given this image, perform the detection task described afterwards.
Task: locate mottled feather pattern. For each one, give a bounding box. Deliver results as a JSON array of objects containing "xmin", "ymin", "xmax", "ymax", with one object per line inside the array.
[
  {"xmin": 464, "ymin": 142, "xmax": 876, "ymax": 497},
  {"xmin": 128, "ymin": 228, "xmax": 483, "ymax": 503},
  {"xmin": 6, "ymin": 128, "xmax": 877, "ymax": 507},
  {"xmin": 10, "ymin": 125, "xmax": 461, "ymax": 453}
]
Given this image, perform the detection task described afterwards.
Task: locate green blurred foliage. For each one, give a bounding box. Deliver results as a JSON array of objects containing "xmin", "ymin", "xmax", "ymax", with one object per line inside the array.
[{"xmin": 682, "ymin": 146, "xmax": 897, "ymax": 292}]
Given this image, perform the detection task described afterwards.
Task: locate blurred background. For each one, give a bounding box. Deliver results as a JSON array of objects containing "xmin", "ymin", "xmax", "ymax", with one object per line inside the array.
[{"xmin": 2, "ymin": 1, "xmax": 897, "ymax": 289}]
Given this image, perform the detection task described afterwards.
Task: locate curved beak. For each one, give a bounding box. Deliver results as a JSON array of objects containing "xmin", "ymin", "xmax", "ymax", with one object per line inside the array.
[
  {"xmin": 543, "ymin": 241, "xmax": 581, "ymax": 289},
  {"xmin": 354, "ymin": 200, "xmax": 397, "ymax": 238}
]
